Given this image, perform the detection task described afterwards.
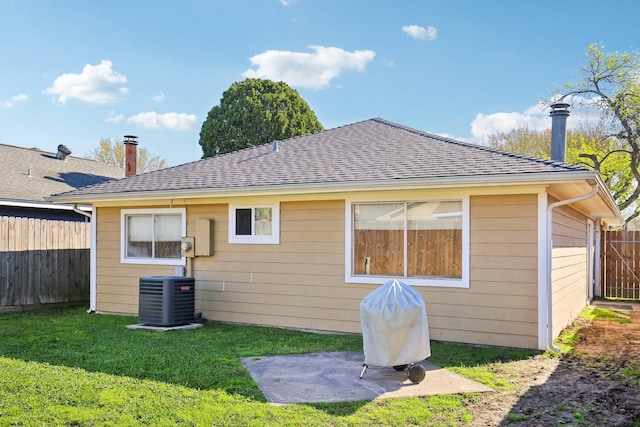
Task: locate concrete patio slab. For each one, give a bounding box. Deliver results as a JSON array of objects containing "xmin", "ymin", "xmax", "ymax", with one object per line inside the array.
[
  {"xmin": 241, "ymin": 351, "xmax": 492, "ymax": 404},
  {"xmin": 591, "ymin": 300, "xmax": 639, "ymax": 312}
]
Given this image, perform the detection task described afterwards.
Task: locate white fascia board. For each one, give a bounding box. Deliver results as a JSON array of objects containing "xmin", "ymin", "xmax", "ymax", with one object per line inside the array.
[
  {"xmin": 594, "ymin": 174, "xmax": 624, "ymax": 225},
  {"xmin": 0, "ymin": 199, "xmax": 92, "ymax": 212},
  {"xmin": 46, "ymin": 171, "xmax": 598, "ymax": 205}
]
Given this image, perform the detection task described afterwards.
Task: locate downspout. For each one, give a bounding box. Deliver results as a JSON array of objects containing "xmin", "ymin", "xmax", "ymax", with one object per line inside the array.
[
  {"xmin": 545, "ymin": 183, "xmax": 598, "ymax": 352},
  {"xmin": 73, "ymin": 204, "xmax": 97, "ymax": 313},
  {"xmin": 72, "ymin": 204, "xmax": 92, "ymax": 220},
  {"xmin": 594, "ymin": 226, "xmax": 602, "ymax": 298}
]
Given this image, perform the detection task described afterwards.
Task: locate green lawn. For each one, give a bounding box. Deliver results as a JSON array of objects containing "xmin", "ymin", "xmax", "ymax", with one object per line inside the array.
[{"xmin": 0, "ymin": 307, "xmax": 538, "ymax": 426}]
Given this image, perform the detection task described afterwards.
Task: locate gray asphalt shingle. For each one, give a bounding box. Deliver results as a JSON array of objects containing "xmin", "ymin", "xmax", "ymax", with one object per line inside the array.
[
  {"xmin": 52, "ymin": 118, "xmax": 588, "ymax": 198},
  {"xmin": 0, "ymin": 143, "xmax": 124, "ymax": 203}
]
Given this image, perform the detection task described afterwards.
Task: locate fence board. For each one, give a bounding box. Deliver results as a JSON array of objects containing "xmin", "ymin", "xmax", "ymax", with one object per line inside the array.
[
  {"xmin": 602, "ymin": 230, "xmax": 640, "ymax": 300},
  {"xmin": 354, "ymin": 229, "xmax": 462, "ymax": 278},
  {"xmin": 0, "ymin": 215, "xmax": 90, "ymax": 310}
]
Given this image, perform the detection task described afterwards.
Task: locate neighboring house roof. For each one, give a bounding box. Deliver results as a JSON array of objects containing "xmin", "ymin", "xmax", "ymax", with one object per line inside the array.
[
  {"xmin": 0, "ymin": 143, "xmax": 124, "ymax": 208},
  {"xmin": 48, "ymin": 118, "xmax": 623, "ymax": 225}
]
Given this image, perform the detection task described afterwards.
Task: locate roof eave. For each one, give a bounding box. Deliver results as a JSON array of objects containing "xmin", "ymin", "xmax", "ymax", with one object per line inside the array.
[
  {"xmin": 46, "ymin": 171, "xmax": 600, "ymax": 204},
  {"xmin": 594, "ymin": 174, "xmax": 625, "ymax": 226}
]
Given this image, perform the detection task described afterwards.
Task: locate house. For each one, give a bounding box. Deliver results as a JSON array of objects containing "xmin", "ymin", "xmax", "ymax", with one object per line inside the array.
[
  {"xmin": 0, "ymin": 143, "xmax": 123, "ymax": 310},
  {"xmin": 48, "ymin": 109, "xmax": 623, "ymax": 350},
  {"xmin": 0, "ymin": 143, "xmax": 123, "ymax": 220}
]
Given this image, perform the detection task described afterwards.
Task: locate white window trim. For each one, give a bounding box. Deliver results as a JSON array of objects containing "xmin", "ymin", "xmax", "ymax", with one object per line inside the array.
[
  {"xmin": 345, "ymin": 197, "xmax": 469, "ymax": 288},
  {"xmin": 228, "ymin": 202, "xmax": 280, "ymax": 244},
  {"xmin": 120, "ymin": 208, "xmax": 186, "ymax": 265}
]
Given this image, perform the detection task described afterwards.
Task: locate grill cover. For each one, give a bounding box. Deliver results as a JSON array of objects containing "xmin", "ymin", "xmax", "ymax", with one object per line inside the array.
[{"xmin": 360, "ymin": 279, "xmax": 430, "ymax": 367}]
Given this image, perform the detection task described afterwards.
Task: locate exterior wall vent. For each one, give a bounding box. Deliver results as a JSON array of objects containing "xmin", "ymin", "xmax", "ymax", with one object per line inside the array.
[{"xmin": 138, "ymin": 276, "xmax": 195, "ymax": 326}]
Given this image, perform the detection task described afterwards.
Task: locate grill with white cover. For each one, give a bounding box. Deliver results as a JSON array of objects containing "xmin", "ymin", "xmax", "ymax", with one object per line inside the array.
[{"xmin": 359, "ymin": 279, "xmax": 430, "ymax": 383}]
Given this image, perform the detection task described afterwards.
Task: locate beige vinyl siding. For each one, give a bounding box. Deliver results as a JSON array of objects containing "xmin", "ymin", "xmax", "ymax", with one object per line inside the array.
[
  {"xmin": 191, "ymin": 195, "xmax": 539, "ymax": 348},
  {"xmin": 551, "ymin": 202, "xmax": 588, "ymax": 337},
  {"xmin": 93, "ymin": 193, "xmax": 541, "ymax": 349},
  {"xmin": 414, "ymin": 194, "xmax": 539, "ymax": 349},
  {"xmin": 95, "ymin": 206, "xmax": 176, "ymax": 314},
  {"xmin": 191, "ymin": 200, "xmax": 367, "ymax": 332}
]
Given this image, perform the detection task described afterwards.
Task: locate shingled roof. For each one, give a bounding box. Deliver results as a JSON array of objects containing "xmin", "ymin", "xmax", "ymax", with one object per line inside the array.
[
  {"xmin": 51, "ymin": 118, "xmax": 593, "ymax": 201},
  {"xmin": 0, "ymin": 143, "xmax": 123, "ymax": 204}
]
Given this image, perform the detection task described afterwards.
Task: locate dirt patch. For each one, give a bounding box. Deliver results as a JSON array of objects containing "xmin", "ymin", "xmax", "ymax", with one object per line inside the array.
[{"xmin": 467, "ymin": 303, "xmax": 640, "ymax": 426}]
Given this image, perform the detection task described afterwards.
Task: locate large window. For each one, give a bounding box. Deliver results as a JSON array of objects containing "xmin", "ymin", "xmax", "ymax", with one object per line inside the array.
[
  {"xmin": 228, "ymin": 203, "xmax": 280, "ymax": 244},
  {"xmin": 347, "ymin": 199, "xmax": 469, "ymax": 287},
  {"xmin": 121, "ymin": 208, "xmax": 186, "ymax": 265}
]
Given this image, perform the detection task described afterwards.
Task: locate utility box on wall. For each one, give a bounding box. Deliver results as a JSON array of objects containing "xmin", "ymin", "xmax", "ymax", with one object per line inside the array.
[{"xmin": 195, "ymin": 219, "xmax": 214, "ymax": 256}]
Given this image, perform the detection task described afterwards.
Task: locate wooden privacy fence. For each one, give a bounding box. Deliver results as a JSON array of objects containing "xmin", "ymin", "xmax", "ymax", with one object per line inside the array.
[
  {"xmin": 0, "ymin": 216, "xmax": 90, "ymax": 310},
  {"xmin": 601, "ymin": 230, "xmax": 640, "ymax": 300}
]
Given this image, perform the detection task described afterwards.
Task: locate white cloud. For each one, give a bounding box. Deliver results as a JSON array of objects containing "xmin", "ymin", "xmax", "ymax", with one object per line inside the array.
[
  {"xmin": 105, "ymin": 110, "xmax": 124, "ymax": 123},
  {"xmin": 471, "ymin": 111, "xmax": 548, "ymax": 141},
  {"xmin": 402, "ymin": 25, "xmax": 438, "ymax": 41},
  {"xmin": 242, "ymin": 45, "xmax": 376, "ymax": 90},
  {"xmin": 470, "ymin": 97, "xmax": 603, "ymax": 141},
  {"xmin": 152, "ymin": 92, "xmax": 165, "ymax": 102},
  {"xmin": 126, "ymin": 111, "xmax": 198, "ymax": 131},
  {"xmin": 44, "ymin": 60, "xmax": 128, "ymax": 104},
  {"xmin": 1, "ymin": 93, "xmax": 30, "ymax": 108}
]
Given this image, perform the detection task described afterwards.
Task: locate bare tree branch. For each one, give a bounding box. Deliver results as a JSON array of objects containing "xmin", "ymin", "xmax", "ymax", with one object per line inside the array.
[
  {"xmin": 85, "ymin": 138, "xmax": 169, "ymax": 174},
  {"xmin": 558, "ymin": 44, "xmax": 640, "ymax": 224}
]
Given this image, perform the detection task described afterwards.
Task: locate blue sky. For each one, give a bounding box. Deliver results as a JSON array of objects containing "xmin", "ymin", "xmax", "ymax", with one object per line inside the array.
[{"xmin": 1, "ymin": 0, "xmax": 638, "ymax": 167}]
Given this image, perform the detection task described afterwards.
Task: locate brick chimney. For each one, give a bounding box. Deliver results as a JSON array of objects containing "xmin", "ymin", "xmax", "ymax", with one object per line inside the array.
[
  {"xmin": 550, "ymin": 103, "xmax": 570, "ymax": 162},
  {"xmin": 124, "ymin": 135, "xmax": 138, "ymax": 177}
]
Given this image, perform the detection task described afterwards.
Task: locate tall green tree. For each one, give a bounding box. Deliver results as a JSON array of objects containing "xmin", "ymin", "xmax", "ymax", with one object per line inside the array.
[
  {"xmin": 483, "ymin": 125, "xmax": 631, "ymax": 213},
  {"xmin": 558, "ymin": 44, "xmax": 640, "ymax": 224},
  {"xmin": 199, "ymin": 78, "xmax": 324, "ymax": 157},
  {"xmin": 85, "ymin": 137, "xmax": 169, "ymax": 173}
]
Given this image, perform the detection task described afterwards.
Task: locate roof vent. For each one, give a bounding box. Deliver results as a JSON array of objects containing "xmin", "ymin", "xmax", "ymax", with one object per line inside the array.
[
  {"xmin": 270, "ymin": 140, "xmax": 279, "ymax": 153},
  {"xmin": 56, "ymin": 144, "xmax": 72, "ymax": 160}
]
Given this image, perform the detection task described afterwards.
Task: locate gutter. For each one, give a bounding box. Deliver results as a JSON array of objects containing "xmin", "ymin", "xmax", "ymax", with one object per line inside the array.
[
  {"xmin": 1, "ymin": 199, "xmax": 87, "ymax": 212},
  {"xmin": 72, "ymin": 204, "xmax": 92, "ymax": 219},
  {"xmin": 545, "ymin": 183, "xmax": 598, "ymax": 352},
  {"xmin": 47, "ymin": 171, "xmax": 599, "ymax": 205}
]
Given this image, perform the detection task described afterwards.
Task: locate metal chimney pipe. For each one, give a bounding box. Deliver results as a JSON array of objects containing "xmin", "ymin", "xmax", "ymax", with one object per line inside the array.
[
  {"xmin": 124, "ymin": 135, "xmax": 138, "ymax": 177},
  {"xmin": 550, "ymin": 103, "xmax": 570, "ymax": 162}
]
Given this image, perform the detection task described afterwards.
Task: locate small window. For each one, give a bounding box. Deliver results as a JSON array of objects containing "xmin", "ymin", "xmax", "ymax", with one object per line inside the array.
[
  {"xmin": 121, "ymin": 208, "xmax": 186, "ymax": 265},
  {"xmin": 228, "ymin": 203, "xmax": 280, "ymax": 244}
]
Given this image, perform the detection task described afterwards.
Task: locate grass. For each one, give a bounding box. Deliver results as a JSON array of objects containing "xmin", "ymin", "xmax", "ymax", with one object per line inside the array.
[
  {"xmin": 581, "ymin": 307, "xmax": 631, "ymax": 323},
  {"xmin": 554, "ymin": 306, "xmax": 632, "ymax": 352},
  {"xmin": 506, "ymin": 413, "xmax": 527, "ymax": 422},
  {"xmin": 623, "ymin": 368, "xmax": 640, "ymax": 386},
  {"xmin": 0, "ymin": 307, "xmax": 540, "ymax": 426}
]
